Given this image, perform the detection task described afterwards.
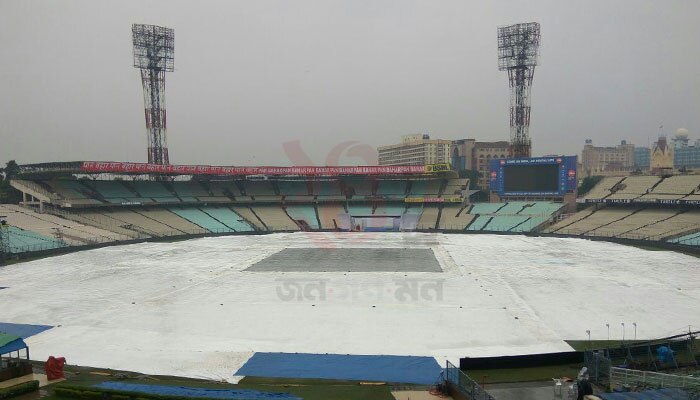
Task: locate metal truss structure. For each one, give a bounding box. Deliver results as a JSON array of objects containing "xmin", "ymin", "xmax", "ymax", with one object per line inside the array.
[
  {"xmin": 132, "ymin": 24, "xmax": 174, "ymax": 165},
  {"xmin": 498, "ymin": 22, "xmax": 541, "ymax": 158}
]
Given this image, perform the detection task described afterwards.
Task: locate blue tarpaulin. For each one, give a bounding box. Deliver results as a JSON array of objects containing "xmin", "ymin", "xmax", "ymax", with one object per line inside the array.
[
  {"xmin": 93, "ymin": 382, "xmax": 301, "ymax": 400},
  {"xmin": 599, "ymin": 388, "xmax": 691, "ymax": 400},
  {"xmin": 0, "ymin": 322, "xmax": 52, "ymax": 338},
  {"xmin": 0, "ymin": 332, "xmax": 27, "ymax": 355},
  {"xmin": 235, "ymin": 352, "xmax": 442, "ymax": 385}
]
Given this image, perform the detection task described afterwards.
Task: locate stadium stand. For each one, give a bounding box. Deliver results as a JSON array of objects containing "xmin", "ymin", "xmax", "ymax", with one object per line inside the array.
[
  {"xmin": 606, "ymin": 175, "xmax": 662, "ymax": 200},
  {"xmin": 200, "ymin": 206, "xmax": 255, "ymax": 232},
  {"xmin": 469, "ymin": 202, "xmax": 506, "ymax": 214},
  {"xmin": 3, "ymin": 226, "xmax": 66, "ymax": 253},
  {"xmin": 0, "ymin": 204, "xmax": 126, "ymax": 245},
  {"xmin": 640, "ymin": 175, "xmax": 700, "ymax": 200},
  {"xmin": 670, "ymin": 230, "xmax": 700, "ymax": 246},
  {"xmin": 483, "ymin": 215, "xmax": 530, "ymax": 232},
  {"xmin": 373, "ymin": 204, "xmax": 406, "ymax": 216},
  {"xmin": 285, "ymin": 205, "xmax": 320, "ymax": 229},
  {"xmin": 278, "ymin": 181, "xmax": 314, "ymax": 201},
  {"xmin": 629, "ymin": 210, "xmax": 700, "ymax": 240},
  {"xmin": 230, "ymin": 206, "xmax": 265, "ymax": 230},
  {"xmin": 249, "ymin": 205, "xmax": 300, "ymax": 231},
  {"xmin": 169, "ymin": 207, "xmax": 233, "ymax": 233},
  {"xmin": 376, "ymin": 180, "xmax": 407, "ymax": 199},
  {"xmin": 131, "ymin": 181, "xmax": 180, "ymax": 203},
  {"xmin": 105, "ymin": 209, "xmax": 187, "ymax": 236},
  {"xmin": 438, "ymin": 206, "xmax": 474, "ymax": 230},
  {"xmin": 133, "ymin": 208, "xmax": 206, "ymax": 234},
  {"xmin": 582, "ymin": 176, "xmax": 625, "ymax": 201},
  {"xmin": 466, "ymin": 215, "xmax": 491, "ymax": 231},
  {"xmin": 416, "ymin": 206, "xmax": 440, "ymax": 229},
  {"xmin": 347, "ymin": 204, "xmax": 374, "ymax": 216},
  {"xmin": 551, "ymin": 208, "xmax": 636, "ymax": 235},
  {"xmin": 441, "ymin": 178, "xmax": 468, "ymax": 198},
  {"xmin": 317, "ymin": 204, "xmax": 350, "ymax": 230},
  {"xmin": 243, "ymin": 181, "xmax": 281, "ymax": 202},
  {"xmin": 345, "ymin": 180, "xmax": 373, "ymax": 197},
  {"xmin": 171, "ymin": 181, "xmax": 209, "ymax": 202},
  {"xmin": 587, "ymin": 209, "xmax": 681, "ymax": 238},
  {"xmin": 408, "ymin": 180, "xmax": 441, "ymax": 197},
  {"xmin": 544, "ymin": 208, "xmax": 597, "ymax": 233},
  {"xmin": 87, "ymin": 180, "xmax": 139, "ymax": 203}
]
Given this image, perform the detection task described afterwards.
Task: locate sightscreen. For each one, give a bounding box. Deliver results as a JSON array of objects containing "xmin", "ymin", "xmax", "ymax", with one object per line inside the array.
[{"xmin": 503, "ymin": 164, "xmax": 559, "ymax": 192}]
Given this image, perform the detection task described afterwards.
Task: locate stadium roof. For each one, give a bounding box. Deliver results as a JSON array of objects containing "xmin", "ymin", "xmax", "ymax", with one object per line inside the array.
[{"xmin": 17, "ymin": 161, "xmax": 455, "ymax": 178}]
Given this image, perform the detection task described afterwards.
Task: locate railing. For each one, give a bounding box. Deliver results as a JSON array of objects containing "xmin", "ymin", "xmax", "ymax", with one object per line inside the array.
[
  {"xmin": 553, "ymin": 228, "xmax": 700, "ymax": 247},
  {"xmin": 445, "ymin": 360, "xmax": 495, "ymax": 400},
  {"xmin": 584, "ymin": 351, "xmax": 612, "ymax": 385},
  {"xmin": 610, "ymin": 367, "xmax": 700, "ymax": 394}
]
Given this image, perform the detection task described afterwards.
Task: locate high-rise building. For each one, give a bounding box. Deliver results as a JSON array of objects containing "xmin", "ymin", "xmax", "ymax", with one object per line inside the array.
[
  {"xmin": 651, "ymin": 136, "xmax": 674, "ymax": 172},
  {"xmin": 451, "ymin": 139, "xmax": 509, "ymax": 189},
  {"xmin": 377, "ymin": 134, "xmax": 452, "ymax": 166},
  {"xmin": 634, "ymin": 147, "xmax": 650, "ymax": 170},
  {"xmin": 581, "ymin": 139, "xmax": 635, "ymax": 176}
]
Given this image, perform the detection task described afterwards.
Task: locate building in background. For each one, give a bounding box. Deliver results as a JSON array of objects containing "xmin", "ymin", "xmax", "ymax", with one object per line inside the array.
[
  {"xmin": 377, "ymin": 134, "xmax": 452, "ymax": 166},
  {"xmin": 650, "ymin": 136, "xmax": 674, "ymax": 173},
  {"xmin": 581, "ymin": 139, "xmax": 635, "ymax": 176},
  {"xmin": 451, "ymin": 139, "xmax": 509, "ymax": 189},
  {"xmin": 634, "ymin": 147, "xmax": 651, "ymax": 170},
  {"xmin": 671, "ymin": 128, "xmax": 700, "ymax": 170}
]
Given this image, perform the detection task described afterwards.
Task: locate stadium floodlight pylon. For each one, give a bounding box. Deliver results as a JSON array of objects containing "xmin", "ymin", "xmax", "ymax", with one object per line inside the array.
[
  {"xmin": 132, "ymin": 24, "xmax": 174, "ymax": 165},
  {"xmin": 498, "ymin": 22, "xmax": 541, "ymax": 158}
]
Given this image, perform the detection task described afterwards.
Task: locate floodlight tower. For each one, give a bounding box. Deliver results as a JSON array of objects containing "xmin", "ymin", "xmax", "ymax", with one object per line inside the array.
[
  {"xmin": 132, "ymin": 24, "xmax": 175, "ymax": 165},
  {"xmin": 498, "ymin": 22, "xmax": 541, "ymax": 158}
]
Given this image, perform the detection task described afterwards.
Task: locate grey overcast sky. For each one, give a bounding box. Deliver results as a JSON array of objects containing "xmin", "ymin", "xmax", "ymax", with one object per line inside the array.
[{"xmin": 1, "ymin": 0, "xmax": 699, "ymax": 167}]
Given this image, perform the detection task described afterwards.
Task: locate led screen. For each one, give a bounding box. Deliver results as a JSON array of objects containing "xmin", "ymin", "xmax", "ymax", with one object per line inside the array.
[{"xmin": 503, "ymin": 164, "xmax": 559, "ymax": 192}]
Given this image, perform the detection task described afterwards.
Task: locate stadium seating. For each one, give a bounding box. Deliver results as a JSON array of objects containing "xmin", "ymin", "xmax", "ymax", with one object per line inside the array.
[
  {"xmin": 312, "ymin": 180, "xmax": 342, "ymax": 197},
  {"xmin": 582, "ymin": 176, "xmax": 625, "ymax": 201},
  {"xmin": 376, "ymin": 180, "xmax": 407, "ymax": 199},
  {"xmin": 408, "ymin": 180, "xmax": 441, "ymax": 197},
  {"xmin": 442, "ymin": 178, "xmax": 468, "ymax": 197},
  {"xmin": 200, "ymin": 206, "xmax": 255, "ymax": 232},
  {"xmin": 317, "ymin": 204, "xmax": 350, "ymax": 230},
  {"xmin": 549, "ymin": 208, "xmax": 636, "ymax": 235},
  {"xmin": 482, "ymin": 215, "xmax": 530, "ymax": 232},
  {"xmin": 438, "ymin": 206, "xmax": 474, "ymax": 230},
  {"xmin": 277, "ymin": 181, "xmax": 310, "ymax": 198},
  {"xmin": 669, "ymin": 231, "xmax": 700, "ymax": 246},
  {"xmin": 106, "ymin": 209, "xmax": 187, "ymax": 236},
  {"xmin": 3, "ymin": 226, "xmax": 67, "ymax": 253},
  {"xmin": 416, "ymin": 206, "xmax": 439, "ymax": 229},
  {"xmin": 169, "ymin": 207, "xmax": 233, "ymax": 233},
  {"xmin": 171, "ymin": 182, "xmax": 210, "ymax": 202},
  {"xmin": 606, "ymin": 176, "xmax": 662, "ymax": 200},
  {"xmin": 89, "ymin": 180, "xmax": 140, "ymax": 203},
  {"xmin": 39, "ymin": 180, "xmax": 102, "ymax": 205},
  {"xmin": 469, "ymin": 203, "xmax": 506, "ymax": 214},
  {"xmin": 285, "ymin": 205, "xmax": 320, "ymax": 229},
  {"xmin": 249, "ymin": 205, "xmax": 300, "ymax": 231},
  {"xmin": 134, "ymin": 209, "xmax": 206, "ymax": 234},
  {"xmin": 131, "ymin": 181, "xmax": 180, "ymax": 203},
  {"xmin": 629, "ymin": 210, "xmax": 700, "ymax": 240},
  {"xmin": 494, "ymin": 201, "xmax": 530, "ymax": 214},
  {"xmin": 230, "ymin": 206, "xmax": 264, "ymax": 230},
  {"xmin": 345, "ymin": 180, "xmax": 373, "ymax": 197},
  {"xmin": 544, "ymin": 208, "xmax": 597, "ymax": 233},
  {"xmin": 639, "ymin": 175, "xmax": 700, "ymax": 201},
  {"xmin": 466, "ymin": 215, "xmax": 491, "ymax": 231},
  {"xmin": 588, "ymin": 209, "xmax": 680, "ymax": 238},
  {"xmin": 373, "ymin": 205, "xmax": 406, "ymax": 216},
  {"xmin": 0, "ymin": 204, "xmax": 127, "ymax": 244},
  {"xmin": 347, "ymin": 204, "xmax": 374, "ymax": 216}
]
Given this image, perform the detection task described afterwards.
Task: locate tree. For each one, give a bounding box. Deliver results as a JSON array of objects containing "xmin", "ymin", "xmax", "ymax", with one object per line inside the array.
[
  {"xmin": 578, "ymin": 175, "xmax": 603, "ymax": 197},
  {"xmin": 458, "ymin": 169, "xmax": 481, "ymax": 190},
  {"xmin": 0, "ymin": 160, "xmax": 22, "ymax": 204}
]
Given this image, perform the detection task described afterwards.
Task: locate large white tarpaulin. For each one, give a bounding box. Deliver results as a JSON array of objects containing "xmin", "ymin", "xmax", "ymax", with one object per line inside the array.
[{"xmin": 1, "ymin": 233, "xmax": 698, "ymax": 382}]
